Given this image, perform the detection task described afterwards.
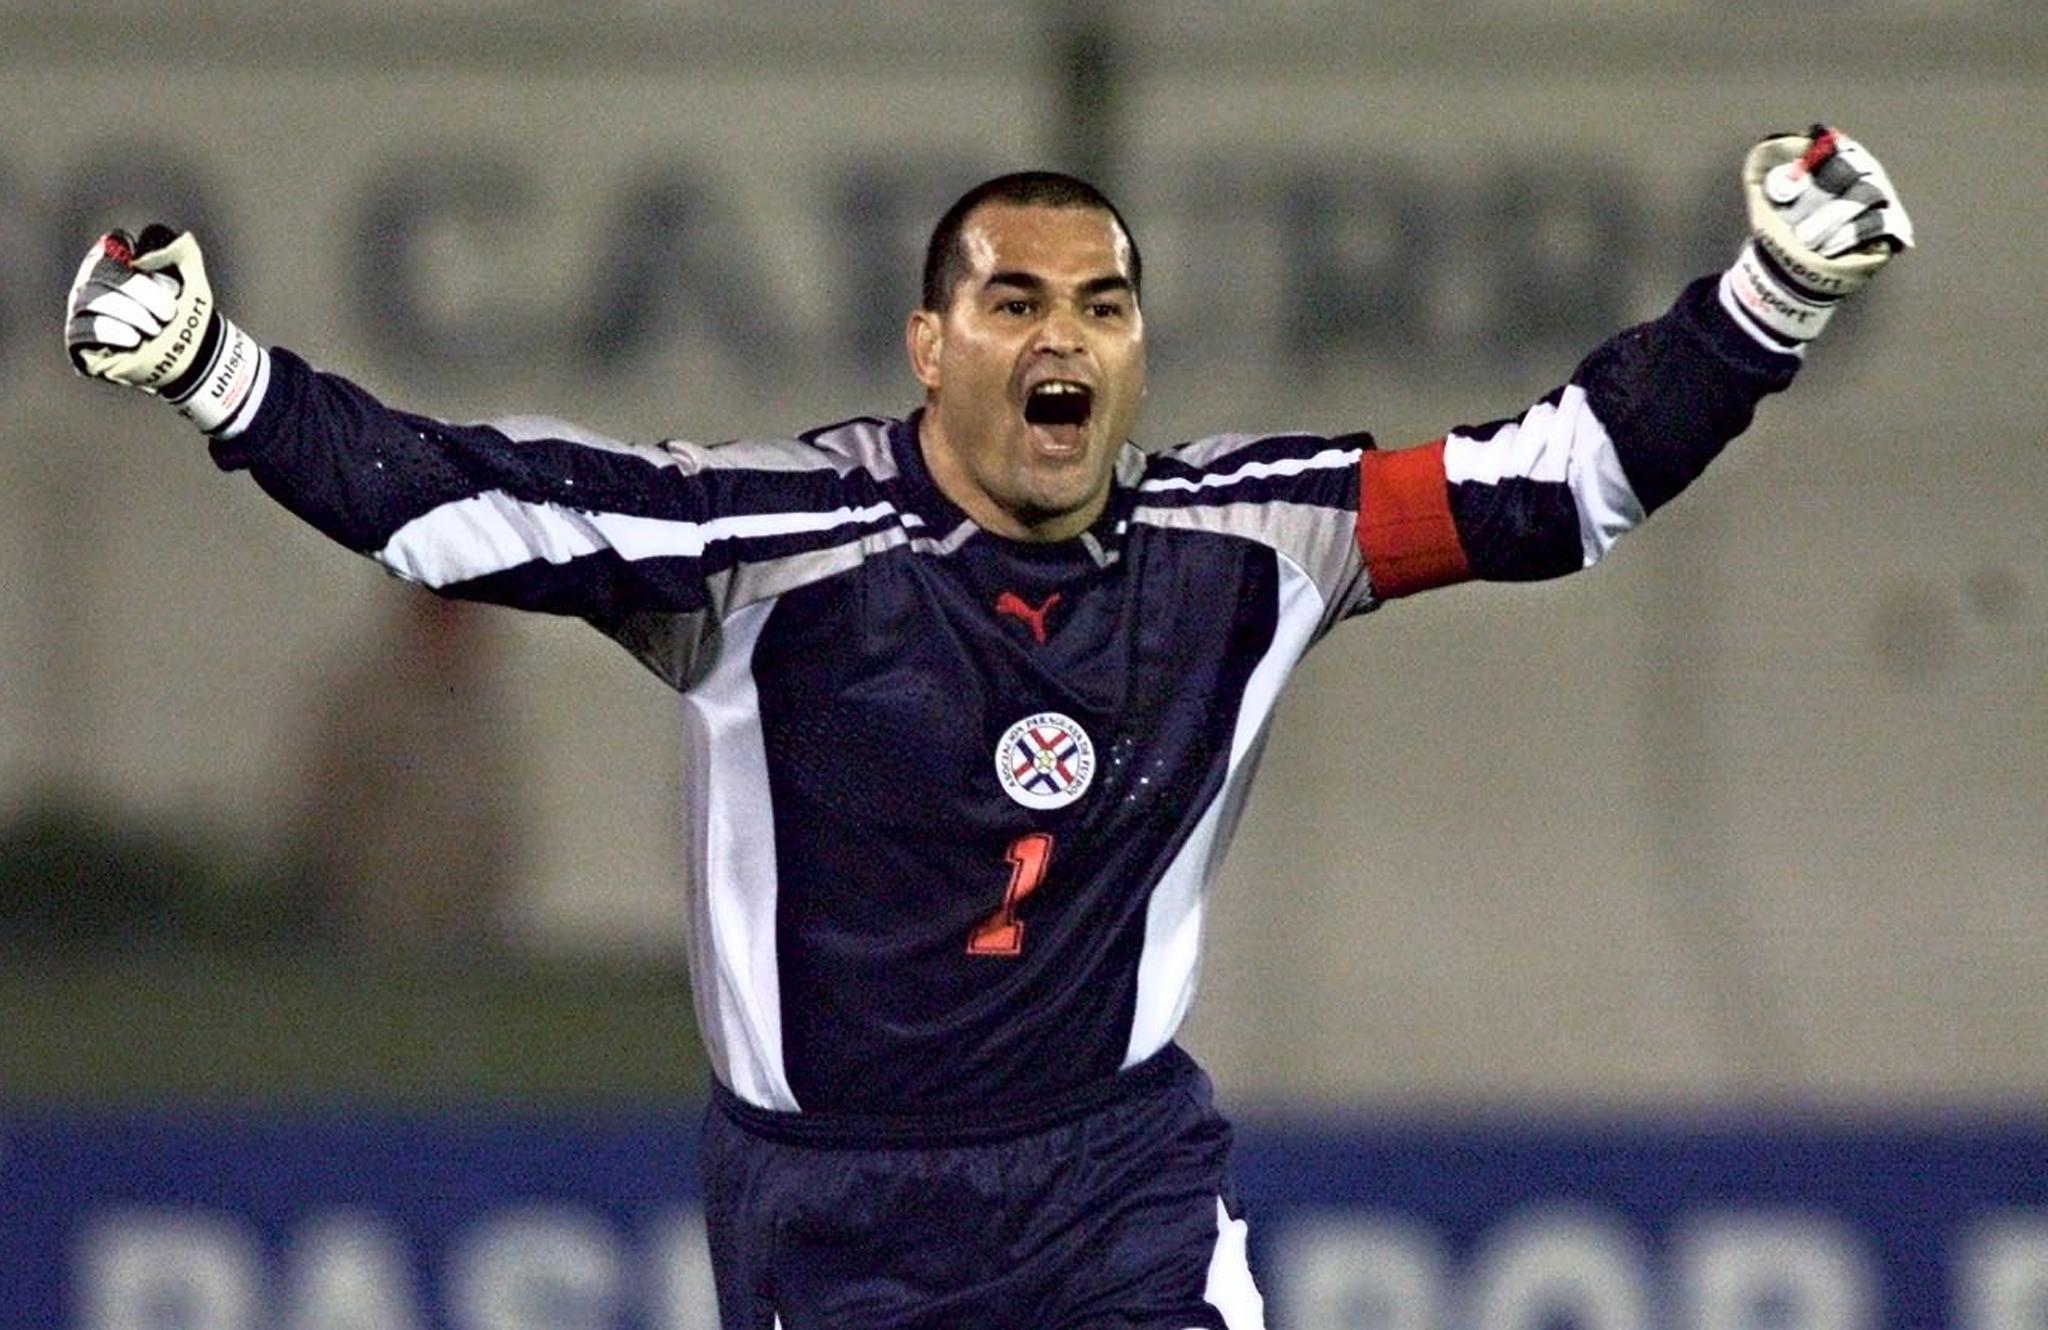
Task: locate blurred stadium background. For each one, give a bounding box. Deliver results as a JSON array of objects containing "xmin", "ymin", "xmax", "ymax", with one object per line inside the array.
[{"xmin": 1, "ymin": 0, "xmax": 2043, "ymax": 1325}]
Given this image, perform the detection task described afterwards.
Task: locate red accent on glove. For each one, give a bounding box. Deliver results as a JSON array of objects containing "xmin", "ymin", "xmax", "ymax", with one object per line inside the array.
[
  {"xmin": 1797, "ymin": 127, "xmax": 1841, "ymax": 177},
  {"xmin": 102, "ymin": 233, "xmax": 134, "ymax": 266},
  {"xmin": 1357, "ymin": 440, "xmax": 1471, "ymax": 599}
]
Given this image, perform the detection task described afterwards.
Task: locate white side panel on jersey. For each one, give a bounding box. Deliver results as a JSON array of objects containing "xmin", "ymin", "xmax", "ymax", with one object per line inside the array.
[
  {"xmin": 1441, "ymin": 383, "xmax": 1646, "ymax": 566},
  {"xmin": 1206, "ymin": 1195, "xmax": 1269, "ymax": 1328},
  {"xmin": 1124, "ymin": 556, "xmax": 1326, "ymax": 1067},
  {"xmin": 678, "ymin": 599, "xmax": 799, "ymax": 1111}
]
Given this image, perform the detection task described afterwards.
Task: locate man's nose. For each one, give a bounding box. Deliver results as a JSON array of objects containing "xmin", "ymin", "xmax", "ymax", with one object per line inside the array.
[{"xmin": 1032, "ymin": 305, "xmax": 1086, "ymax": 355}]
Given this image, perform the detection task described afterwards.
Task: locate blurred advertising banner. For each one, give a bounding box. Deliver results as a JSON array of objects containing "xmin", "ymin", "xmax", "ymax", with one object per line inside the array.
[
  {"xmin": 3, "ymin": 28, "xmax": 2022, "ymax": 433},
  {"xmin": 5, "ymin": 1110, "xmax": 2048, "ymax": 1330}
]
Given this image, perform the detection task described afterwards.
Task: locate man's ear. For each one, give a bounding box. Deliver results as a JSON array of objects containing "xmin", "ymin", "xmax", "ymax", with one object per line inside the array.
[{"xmin": 906, "ymin": 309, "xmax": 942, "ymax": 391}]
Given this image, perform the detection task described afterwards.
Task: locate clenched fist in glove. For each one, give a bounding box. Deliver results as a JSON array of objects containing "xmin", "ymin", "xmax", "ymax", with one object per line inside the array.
[
  {"xmin": 65, "ymin": 225, "xmax": 268, "ymax": 435},
  {"xmin": 1720, "ymin": 125, "xmax": 1915, "ymax": 352}
]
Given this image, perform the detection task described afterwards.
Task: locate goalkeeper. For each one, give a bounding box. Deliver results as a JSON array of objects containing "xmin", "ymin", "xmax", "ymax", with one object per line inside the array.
[{"xmin": 65, "ymin": 128, "xmax": 1909, "ymax": 1330}]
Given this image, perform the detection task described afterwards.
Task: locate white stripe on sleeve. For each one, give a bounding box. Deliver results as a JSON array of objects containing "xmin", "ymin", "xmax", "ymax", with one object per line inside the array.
[
  {"xmin": 376, "ymin": 494, "xmax": 898, "ymax": 588},
  {"xmin": 1441, "ymin": 383, "xmax": 1645, "ymax": 567},
  {"xmin": 1136, "ymin": 446, "xmax": 1362, "ymax": 496}
]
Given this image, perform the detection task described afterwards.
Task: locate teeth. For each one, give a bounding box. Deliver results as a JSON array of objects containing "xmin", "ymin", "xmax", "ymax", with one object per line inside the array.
[{"xmin": 1024, "ymin": 379, "xmax": 1093, "ymax": 428}]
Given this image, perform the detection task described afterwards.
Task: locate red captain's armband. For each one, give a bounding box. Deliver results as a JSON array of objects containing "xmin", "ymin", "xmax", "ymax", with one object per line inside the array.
[{"xmin": 1356, "ymin": 441, "xmax": 1471, "ymax": 599}]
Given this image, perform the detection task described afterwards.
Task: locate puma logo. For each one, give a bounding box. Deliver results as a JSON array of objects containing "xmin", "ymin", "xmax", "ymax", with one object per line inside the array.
[{"xmin": 994, "ymin": 591, "xmax": 1061, "ymax": 645}]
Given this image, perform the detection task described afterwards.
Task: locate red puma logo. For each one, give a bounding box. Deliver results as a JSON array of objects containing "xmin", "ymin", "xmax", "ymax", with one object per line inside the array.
[{"xmin": 994, "ymin": 591, "xmax": 1061, "ymax": 645}]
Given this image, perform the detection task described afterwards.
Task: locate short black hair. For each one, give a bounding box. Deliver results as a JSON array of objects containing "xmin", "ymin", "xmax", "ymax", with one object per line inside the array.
[{"xmin": 920, "ymin": 171, "xmax": 1142, "ymax": 312}]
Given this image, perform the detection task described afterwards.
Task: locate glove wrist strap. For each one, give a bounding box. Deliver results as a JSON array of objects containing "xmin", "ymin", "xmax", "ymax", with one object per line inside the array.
[
  {"xmin": 1721, "ymin": 241, "xmax": 1835, "ymax": 347},
  {"xmin": 165, "ymin": 315, "xmax": 267, "ymax": 434}
]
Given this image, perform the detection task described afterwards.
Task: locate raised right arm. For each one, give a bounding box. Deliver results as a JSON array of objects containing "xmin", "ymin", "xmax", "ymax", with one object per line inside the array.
[
  {"xmin": 210, "ymin": 345, "xmax": 732, "ymax": 619},
  {"xmin": 64, "ymin": 227, "xmax": 883, "ymax": 639}
]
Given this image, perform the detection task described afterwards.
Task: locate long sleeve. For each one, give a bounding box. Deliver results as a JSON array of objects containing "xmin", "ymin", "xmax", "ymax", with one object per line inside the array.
[
  {"xmin": 207, "ymin": 349, "xmax": 742, "ymax": 618},
  {"xmin": 209, "ymin": 350, "xmax": 922, "ymax": 624},
  {"xmin": 1356, "ymin": 274, "xmax": 1801, "ymax": 601},
  {"xmin": 206, "ymin": 352, "xmax": 919, "ymax": 689}
]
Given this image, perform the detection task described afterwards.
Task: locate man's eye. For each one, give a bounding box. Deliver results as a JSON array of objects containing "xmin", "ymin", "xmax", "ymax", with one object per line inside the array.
[
  {"xmin": 1089, "ymin": 302, "xmax": 1125, "ymax": 319},
  {"xmin": 997, "ymin": 299, "xmax": 1034, "ymax": 316}
]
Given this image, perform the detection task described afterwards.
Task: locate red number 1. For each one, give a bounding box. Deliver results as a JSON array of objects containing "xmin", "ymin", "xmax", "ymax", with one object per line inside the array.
[{"xmin": 966, "ymin": 832, "xmax": 1054, "ymax": 956}]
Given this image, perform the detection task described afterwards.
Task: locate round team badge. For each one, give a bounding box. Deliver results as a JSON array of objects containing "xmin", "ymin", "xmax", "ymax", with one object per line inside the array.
[{"xmin": 995, "ymin": 711, "xmax": 1097, "ymax": 810}]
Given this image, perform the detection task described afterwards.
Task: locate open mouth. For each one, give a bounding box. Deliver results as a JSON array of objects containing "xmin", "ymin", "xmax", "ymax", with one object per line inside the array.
[{"xmin": 1022, "ymin": 381, "xmax": 1093, "ymax": 450}]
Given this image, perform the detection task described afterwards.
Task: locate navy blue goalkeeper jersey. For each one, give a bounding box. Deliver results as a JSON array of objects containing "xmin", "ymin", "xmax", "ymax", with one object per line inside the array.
[{"xmin": 211, "ymin": 276, "xmax": 1794, "ymax": 1128}]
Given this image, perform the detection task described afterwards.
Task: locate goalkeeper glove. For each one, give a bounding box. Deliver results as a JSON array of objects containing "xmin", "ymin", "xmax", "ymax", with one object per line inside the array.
[
  {"xmin": 65, "ymin": 225, "xmax": 268, "ymax": 435},
  {"xmin": 1720, "ymin": 124, "xmax": 1915, "ymax": 351}
]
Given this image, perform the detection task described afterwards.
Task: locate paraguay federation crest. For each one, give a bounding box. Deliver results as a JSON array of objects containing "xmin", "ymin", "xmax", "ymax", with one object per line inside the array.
[{"xmin": 995, "ymin": 711, "xmax": 1097, "ymax": 810}]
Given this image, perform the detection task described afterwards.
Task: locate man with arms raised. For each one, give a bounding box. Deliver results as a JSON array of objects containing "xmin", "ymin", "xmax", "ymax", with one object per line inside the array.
[{"xmin": 65, "ymin": 127, "xmax": 1910, "ymax": 1328}]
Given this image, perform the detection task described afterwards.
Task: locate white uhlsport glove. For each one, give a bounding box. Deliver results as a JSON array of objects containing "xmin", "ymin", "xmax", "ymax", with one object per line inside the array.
[
  {"xmin": 1720, "ymin": 124, "xmax": 1915, "ymax": 351},
  {"xmin": 65, "ymin": 225, "xmax": 268, "ymax": 434}
]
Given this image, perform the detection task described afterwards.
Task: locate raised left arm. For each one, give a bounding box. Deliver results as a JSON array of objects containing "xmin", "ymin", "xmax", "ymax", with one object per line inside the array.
[{"xmin": 1355, "ymin": 125, "xmax": 1912, "ymax": 603}]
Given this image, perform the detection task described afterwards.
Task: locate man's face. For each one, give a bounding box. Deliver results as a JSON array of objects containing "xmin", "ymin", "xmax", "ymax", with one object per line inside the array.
[{"xmin": 907, "ymin": 202, "xmax": 1146, "ymax": 542}]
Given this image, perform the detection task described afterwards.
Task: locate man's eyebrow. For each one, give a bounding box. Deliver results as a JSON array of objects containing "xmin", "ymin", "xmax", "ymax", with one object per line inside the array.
[{"xmin": 980, "ymin": 272, "xmax": 1134, "ymax": 296}]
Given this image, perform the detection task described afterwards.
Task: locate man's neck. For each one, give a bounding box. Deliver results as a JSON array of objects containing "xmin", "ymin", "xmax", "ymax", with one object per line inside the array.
[{"xmin": 915, "ymin": 409, "xmax": 1100, "ymax": 543}]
